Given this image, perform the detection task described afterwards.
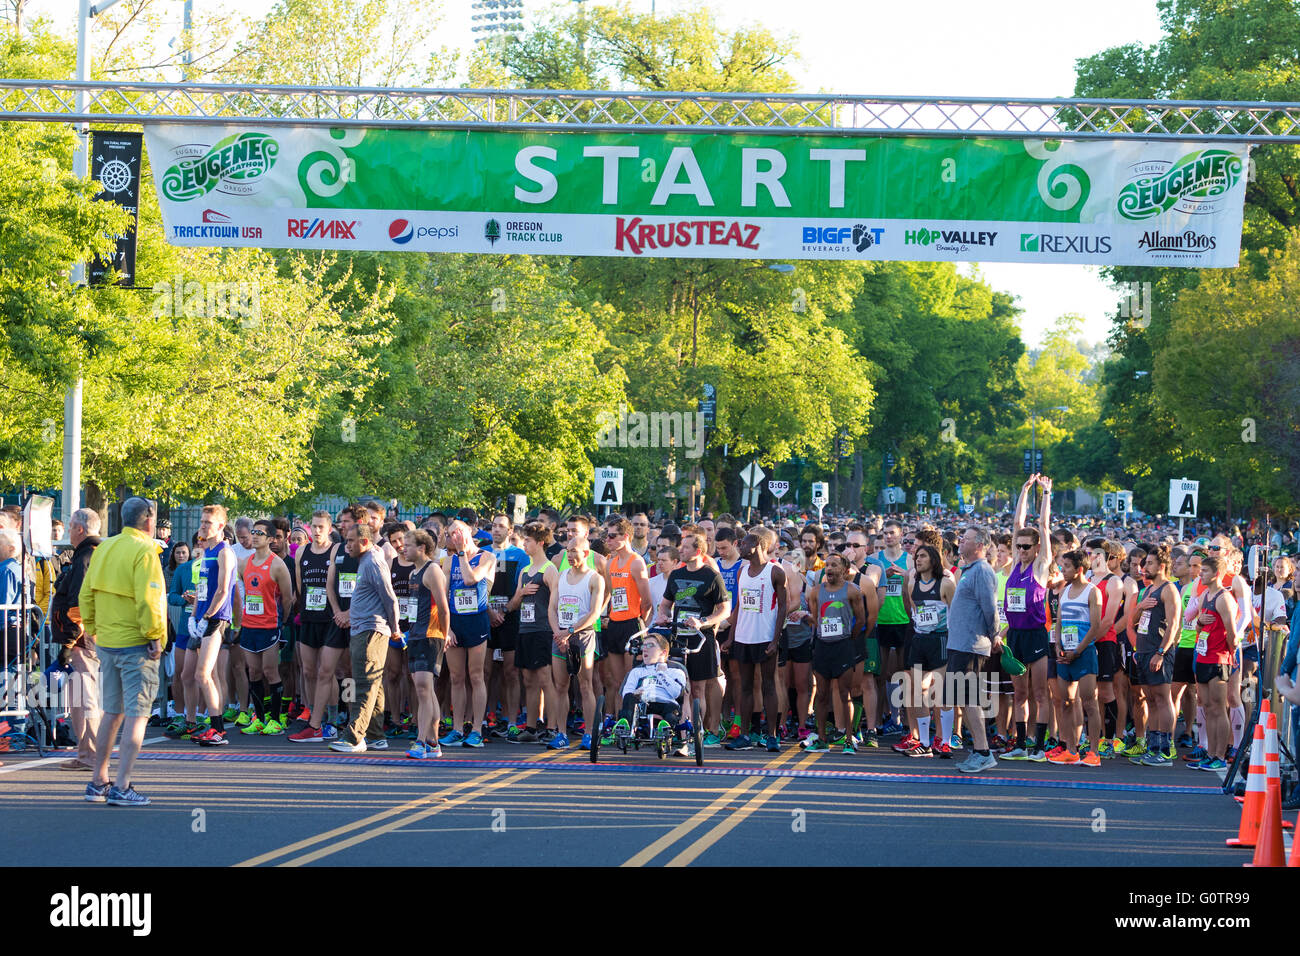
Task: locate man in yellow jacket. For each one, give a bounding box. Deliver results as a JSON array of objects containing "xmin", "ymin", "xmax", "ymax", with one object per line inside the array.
[{"xmin": 80, "ymin": 497, "xmax": 166, "ymax": 808}]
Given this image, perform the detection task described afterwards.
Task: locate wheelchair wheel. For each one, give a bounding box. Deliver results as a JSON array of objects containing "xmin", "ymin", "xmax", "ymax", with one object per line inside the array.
[
  {"xmin": 692, "ymin": 698, "xmax": 704, "ymax": 767},
  {"xmin": 656, "ymin": 739, "xmax": 666, "ymax": 759},
  {"xmin": 590, "ymin": 694, "xmax": 604, "ymax": 763}
]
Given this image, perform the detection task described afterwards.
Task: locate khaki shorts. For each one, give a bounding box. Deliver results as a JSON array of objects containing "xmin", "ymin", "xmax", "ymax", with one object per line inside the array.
[{"xmin": 99, "ymin": 644, "xmax": 161, "ymax": 717}]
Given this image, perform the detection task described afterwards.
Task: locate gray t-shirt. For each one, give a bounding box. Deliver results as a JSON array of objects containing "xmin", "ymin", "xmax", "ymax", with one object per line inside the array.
[
  {"xmin": 947, "ymin": 558, "xmax": 998, "ymax": 656},
  {"xmin": 348, "ymin": 548, "xmax": 398, "ymax": 638}
]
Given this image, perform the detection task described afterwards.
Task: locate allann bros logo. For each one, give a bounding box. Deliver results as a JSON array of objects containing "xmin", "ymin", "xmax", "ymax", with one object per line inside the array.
[{"xmin": 160, "ymin": 131, "xmax": 278, "ymax": 201}]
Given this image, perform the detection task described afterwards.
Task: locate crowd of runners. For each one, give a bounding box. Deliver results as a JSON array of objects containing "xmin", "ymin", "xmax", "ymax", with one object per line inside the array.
[{"xmin": 18, "ymin": 478, "xmax": 1300, "ymax": 805}]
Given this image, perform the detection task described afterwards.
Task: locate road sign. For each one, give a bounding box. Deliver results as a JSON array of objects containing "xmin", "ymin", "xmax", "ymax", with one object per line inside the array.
[
  {"xmin": 811, "ymin": 482, "xmax": 828, "ymax": 506},
  {"xmin": 594, "ymin": 466, "xmax": 623, "ymax": 506},
  {"xmin": 740, "ymin": 461, "xmax": 765, "ymax": 488},
  {"xmin": 741, "ymin": 486, "xmax": 761, "ymax": 508},
  {"xmin": 1168, "ymin": 478, "xmax": 1199, "ymax": 518},
  {"xmin": 508, "ymin": 493, "xmax": 527, "ymax": 525},
  {"xmin": 699, "ymin": 383, "xmax": 716, "ymax": 426},
  {"xmin": 1117, "ymin": 490, "xmax": 1133, "ymax": 526},
  {"xmin": 962, "ymin": 503, "xmax": 975, "ymax": 514},
  {"xmin": 1103, "ymin": 492, "xmax": 1117, "ymax": 512},
  {"xmin": 768, "ymin": 480, "xmax": 790, "ymax": 499},
  {"xmin": 1022, "ymin": 448, "xmax": 1043, "ymax": 475},
  {"xmin": 932, "ymin": 495, "xmax": 942, "ymax": 509},
  {"xmin": 917, "ymin": 490, "xmax": 928, "ymax": 506}
]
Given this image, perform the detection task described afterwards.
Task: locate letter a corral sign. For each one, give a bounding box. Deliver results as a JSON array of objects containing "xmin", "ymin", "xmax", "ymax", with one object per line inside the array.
[{"xmin": 595, "ymin": 466, "xmax": 624, "ymax": 506}]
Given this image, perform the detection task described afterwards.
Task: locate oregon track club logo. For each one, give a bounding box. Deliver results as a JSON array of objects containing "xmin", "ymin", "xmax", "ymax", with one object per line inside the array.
[
  {"xmin": 161, "ymin": 132, "xmax": 279, "ymax": 202},
  {"xmin": 1116, "ymin": 149, "xmax": 1243, "ymax": 221}
]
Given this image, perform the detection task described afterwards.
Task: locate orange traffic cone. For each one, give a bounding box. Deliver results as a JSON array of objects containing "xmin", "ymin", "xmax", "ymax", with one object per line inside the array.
[
  {"xmin": 1227, "ymin": 723, "xmax": 1267, "ymax": 848},
  {"xmin": 1290, "ymin": 813, "xmax": 1300, "ymax": 867},
  {"xmin": 1235, "ymin": 703, "xmax": 1274, "ymax": 804},
  {"xmin": 1263, "ymin": 713, "xmax": 1294, "ymax": 830},
  {"xmin": 1245, "ymin": 783, "xmax": 1287, "ymax": 867}
]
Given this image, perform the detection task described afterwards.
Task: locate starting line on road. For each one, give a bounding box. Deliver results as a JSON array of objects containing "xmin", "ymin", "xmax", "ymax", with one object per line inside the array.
[{"xmin": 135, "ymin": 750, "xmax": 1226, "ymax": 796}]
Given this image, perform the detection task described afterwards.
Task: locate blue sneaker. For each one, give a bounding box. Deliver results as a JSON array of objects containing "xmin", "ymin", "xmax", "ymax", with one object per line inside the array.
[
  {"xmin": 1197, "ymin": 757, "xmax": 1228, "ymax": 772},
  {"xmin": 440, "ymin": 729, "xmax": 466, "ymax": 747},
  {"xmin": 581, "ymin": 733, "xmax": 592, "ymax": 749},
  {"xmin": 106, "ymin": 784, "xmax": 150, "ymax": 807},
  {"xmin": 464, "ymin": 731, "xmax": 484, "ymax": 748},
  {"xmin": 320, "ymin": 723, "xmax": 339, "ymax": 741},
  {"xmin": 949, "ymin": 733, "xmax": 963, "ymax": 750},
  {"xmin": 547, "ymin": 732, "xmax": 570, "ymax": 749},
  {"xmin": 602, "ymin": 715, "xmax": 615, "ymax": 731},
  {"xmin": 725, "ymin": 734, "xmax": 754, "ymax": 751},
  {"xmin": 85, "ymin": 780, "xmax": 110, "ymax": 803}
]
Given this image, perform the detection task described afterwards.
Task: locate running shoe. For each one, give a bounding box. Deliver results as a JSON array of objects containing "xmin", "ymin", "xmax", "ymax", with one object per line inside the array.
[
  {"xmin": 879, "ymin": 719, "xmax": 905, "ymax": 737},
  {"xmin": 233, "ymin": 710, "xmax": 252, "ymax": 727},
  {"xmin": 508, "ymin": 725, "xmax": 538, "ymax": 744},
  {"xmin": 1047, "ymin": 750, "xmax": 1080, "ymax": 765},
  {"xmin": 162, "ymin": 717, "xmax": 188, "ymax": 738},
  {"xmin": 726, "ymin": 720, "xmax": 741, "ymax": 740},
  {"xmin": 106, "ymin": 784, "xmax": 150, "ymax": 807},
  {"xmin": 1001, "ymin": 746, "xmax": 1028, "ymax": 760},
  {"xmin": 702, "ymin": 732, "xmax": 722, "ymax": 748},
  {"xmin": 261, "ymin": 719, "xmax": 285, "ymax": 736},
  {"xmin": 1176, "ymin": 732, "xmax": 1195, "ymax": 749},
  {"xmin": 194, "ymin": 728, "xmax": 228, "ymax": 747},
  {"xmin": 725, "ymin": 734, "xmax": 754, "ymax": 751},
  {"xmin": 288, "ymin": 725, "xmax": 322, "ymax": 743},
  {"xmin": 956, "ymin": 752, "xmax": 997, "ymax": 773},
  {"xmin": 181, "ymin": 720, "xmax": 206, "ymax": 740},
  {"xmin": 1182, "ymin": 745, "xmax": 1208, "ymax": 762},
  {"xmin": 862, "ymin": 729, "xmax": 880, "ymax": 748},
  {"xmin": 293, "ymin": 707, "xmax": 311, "ymax": 726},
  {"xmin": 748, "ymin": 731, "xmax": 764, "ymax": 748},
  {"xmin": 1045, "ymin": 745, "xmax": 1066, "ymax": 760},
  {"xmin": 797, "ymin": 726, "xmax": 810, "ymax": 742},
  {"xmin": 1097, "ymin": 739, "xmax": 1116, "ymax": 758},
  {"xmin": 800, "ymin": 732, "xmax": 820, "ymax": 750},
  {"xmin": 464, "ymin": 731, "xmax": 485, "ymax": 748},
  {"xmin": 675, "ymin": 739, "xmax": 694, "ymax": 758},
  {"xmin": 538, "ymin": 728, "xmax": 556, "ymax": 745},
  {"xmin": 613, "ymin": 718, "xmax": 630, "ymax": 736},
  {"xmin": 841, "ymin": 737, "xmax": 856, "ymax": 755},
  {"xmin": 384, "ymin": 719, "xmax": 403, "ymax": 738},
  {"xmin": 439, "ymin": 729, "xmax": 466, "ymax": 747},
  {"xmin": 547, "ymin": 732, "xmax": 570, "ymax": 750},
  {"xmin": 766, "ymin": 735, "xmax": 780, "ymax": 753},
  {"xmin": 1140, "ymin": 751, "xmax": 1171, "ymax": 767},
  {"xmin": 906, "ymin": 744, "xmax": 933, "ymax": 758},
  {"xmin": 1125, "ymin": 737, "xmax": 1148, "ymax": 758},
  {"xmin": 803, "ymin": 737, "xmax": 830, "ymax": 752},
  {"xmin": 223, "ymin": 706, "xmax": 242, "ymax": 722},
  {"xmin": 490, "ymin": 723, "xmax": 511, "ymax": 740},
  {"xmin": 240, "ymin": 717, "xmax": 265, "ymax": 735},
  {"xmin": 989, "ymin": 734, "xmax": 1009, "ymax": 751},
  {"xmin": 1196, "ymin": 757, "xmax": 1227, "ymax": 772},
  {"xmin": 580, "ymin": 733, "xmax": 592, "ymax": 749},
  {"xmin": 949, "ymin": 734, "xmax": 963, "ymax": 751},
  {"xmin": 933, "ymin": 740, "xmax": 953, "ymax": 759},
  {"xmin": 1024, "ymin": 749, "xmax": 1047, "ymax": 763},
  {"xmin": 1164, "ymin": 743, "xmax": 1177, "ymax": 760},
  {"xmin": 1225, "ymin": 745, "xmax": 1238, "ymax": 762},
  {"xmin": 1109, "ymin": 736, "xmax": 1127, "ymax": 755},
  {"xmin": 367, "ymin": 737, "xmax": 388, "ymax": 750},
  {"xmin": 85, "ymin": 780, "xmax": 110, "ymax": 803},
  {"xmin": 406, "ymin": 740, "xmax": 430, "ymax": 759},
  {"xmin": 1079, "ymin": 750, "xmax": 1101, "ymax": 768},
  {"xmin": 328, "ymin": 738, "xmax": 366, "ymax": 753},
  {"xmin": 892, "ymin": 733, "xmax": 919, "ymax": 754},
  {"xmin": 320, "ymin": 723, "xmax": 339, "ymax": 741}
]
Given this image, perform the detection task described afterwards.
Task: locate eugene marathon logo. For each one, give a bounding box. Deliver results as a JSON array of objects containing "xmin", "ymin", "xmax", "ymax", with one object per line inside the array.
[
  {"xmin": 161, "ymin": 132, "xmax": 278, "ymax": 202},
  {"xmin": 1117, "ymin": 149, "xmax": 1243, "ymax": 221},
  {"xmin": 50, "ymin": 886, "xmax": 151, "ymax": 937}
]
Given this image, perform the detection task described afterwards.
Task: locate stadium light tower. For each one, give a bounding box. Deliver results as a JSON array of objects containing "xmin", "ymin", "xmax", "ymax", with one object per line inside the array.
[{"xmin": 470, "ymin": 0, "xmax": 526, "ymax": 44}]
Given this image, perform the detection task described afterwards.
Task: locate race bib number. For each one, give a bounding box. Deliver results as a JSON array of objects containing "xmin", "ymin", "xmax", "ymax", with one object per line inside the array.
[
  {"xmin": 820, "ymin": 616, "xmax": 844, "ymax": 638},
  {"xmin": 1006, "ymin": 588, "xmax": 1026, "ymax": 613},
  {"xmin": 611, "ymin": 587, "xmax": 629, "ymax": 614},
  {"xmin": 404, "ymin": 597, "xmax": 417, "ymax": 622},
  {"xmin": 558, "ymin": 597, "xmax": 580, "ymax": 628},
  {"xmin": 1137, "ymin": 610, "xmax": 1151, "ymax": 635},
  {"xmin": 305, "ymin": 586, "xmax": 327, "ymax": 611},
  {"xmin": 521, "ymin": 603, "xmax": 536, "ymax": 624},
  {"xmin": 1061, "ymin": 625, "xmax": 1080, "ymax": 652},
  {"xmin": 1196, "ymin": 633, "xmax": 1208, "ymax": 657},
  {"xmin": 196, "ymin": 578, "xmax": 209, "ymax": 603},
  {"xmin": 916, "ymin": 605, "xmax": 941, "ymax": 629},
  {"xmin": 454, "ymin": 589, "xmax": 480, "ymax": 614},
  {"xmin": 243, "ymin": 594, "xmax": 264, "ymax": 617},
  {"xmin": 884, "ymin": 579, "xmax": 902, "ymax": 598},
  {"xmin": 995, "ymin": 604, "xmax": 1005, "ymax": 628},
  {"xmin": 490, "ymin": 595, "xmax": 509, "ymax": 612},
  {"xmin": 338, "ymin": 573, "xmax": 357, "ymax": 598},
  {"xmin": 740, "ymin": 586, "xmax": 763, "ymax": 613}
]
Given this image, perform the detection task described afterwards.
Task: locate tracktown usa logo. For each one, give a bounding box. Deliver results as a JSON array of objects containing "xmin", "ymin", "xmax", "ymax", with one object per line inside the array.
[
  {"xmin": 801, "ymin": 224, "xmax": 884, "ymax": 253},
  {"xmin": 171, "ymin": 208, "xmax": 263, "ymax": 240},
  {"xmin": 614, "ymin": 218, "xmax": 760, "ymax": 256},
  {"xmin": 485, "ymin": 219, "xmax": 501, "ymax": 245},
  {"xmin": 1116, "ymin": 149, "xmax": 1244, "ymax": 221},
  {"xmin": 1136, "ymin": 229, "xmax": 1217, "ymax": 260},
  {"xmin": 160, "ymin": 132, "xmax": 278, "ymax": 202},
  {"xmin": 287, "ymin": 217, "xmax": 358, "ymax": 240},
  {"xmin": 388, "ymin": 218, "xmax": 460, "ymax": 244},
  {"xmin": 1018, "ymin": 233, "xmax": 1111, "ymax": 254}
]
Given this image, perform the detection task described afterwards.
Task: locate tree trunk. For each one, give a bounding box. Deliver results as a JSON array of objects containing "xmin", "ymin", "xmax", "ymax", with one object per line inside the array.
[{"xmin": 85, "ymin": 480, "xmax": 108, "ymax": 530}]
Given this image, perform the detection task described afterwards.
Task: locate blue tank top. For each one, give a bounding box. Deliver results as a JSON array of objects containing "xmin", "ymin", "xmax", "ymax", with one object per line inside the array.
[
  {"xmin": 448, "ymin": 551, "xmax": 490, "ymax": 633},
  {"xmin": 194, "ymin": 541, "xmax": 236, "ymax": 622},
  {"xmin": 718, "ymin": 557, "xmax": 743, "ymax": 613}
]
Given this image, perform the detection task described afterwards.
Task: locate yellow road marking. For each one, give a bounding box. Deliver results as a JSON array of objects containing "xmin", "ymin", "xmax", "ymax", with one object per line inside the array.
[{"xmin": 620, "ymin": 747, "xmax": 803, "ymax": 867}]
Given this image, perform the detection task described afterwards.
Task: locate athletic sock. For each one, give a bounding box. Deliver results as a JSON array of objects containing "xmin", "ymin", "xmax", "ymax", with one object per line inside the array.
[
  {"xmin": 917, "ymin": 716, "xmax": 932, "ymax": 744},
  {"xmin": 210, "ymin": 712, "xmax": 225, "ymax": 733},
  {"xmin": 1015, "ymin": 721, "xmax": 1027, "ymax": 747},
  {"xmin": 940, "ymin": 709, "xmax": 954, "ymax": 743},
  {"xmin": 1033, "ymin": 722, "xmax": 1047, "ymax": 752},
  {"xmin": 249, "ymin": 680, "xmax": 265, "ymax": 720},
  {"xmin": 1197, "ymin": 707, "xmax": 1207, "ymax": 749},
  {"xmin": 1104, "ymin": 701, "xmax": 1117, "ymax": 740},
  {"xmin": 851, "ymin": 696, "xmax": 865, "ymax": 733},
  {"xmin": 269, "ymin": 683, "xmax": 284, "ymax": 722},
  {"xmin": 1230, "ymin": 706, "xmax": 1245, "ymax": 749}
]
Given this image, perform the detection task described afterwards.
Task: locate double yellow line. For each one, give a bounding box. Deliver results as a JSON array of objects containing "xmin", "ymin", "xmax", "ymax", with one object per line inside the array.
[
  {"xmin": 622, "ymin": 748, "xmax": 818, "ymax": 867},
  {"xmin": 234, "ymin": 748, "xmax": 579, "ymax": 867}
]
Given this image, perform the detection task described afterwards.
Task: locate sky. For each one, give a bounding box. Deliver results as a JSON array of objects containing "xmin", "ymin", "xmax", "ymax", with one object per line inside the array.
[{"xmin": 31, "ymin": 0, "xmax": 1168, "ymax": 348}]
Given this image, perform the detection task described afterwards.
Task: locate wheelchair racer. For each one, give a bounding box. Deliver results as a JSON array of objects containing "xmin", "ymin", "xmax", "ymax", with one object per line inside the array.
[{"xmin": 610, "ymin": 632, "xmax": 690, "ymax": 748}]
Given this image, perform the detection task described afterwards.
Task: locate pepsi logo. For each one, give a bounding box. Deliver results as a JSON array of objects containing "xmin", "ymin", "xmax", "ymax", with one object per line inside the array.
[{"xmin": 389, "ymin": 218, "xmax": 414, "ymax": 244}]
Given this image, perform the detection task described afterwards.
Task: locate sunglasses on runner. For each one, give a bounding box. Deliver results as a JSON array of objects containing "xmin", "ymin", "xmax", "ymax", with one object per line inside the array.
[
  {"xmin": 1016, "ymin": 543, "xmax": 1034, "ymax": 550},
  {"xmin": 251, "ymin": 529, "xmax": 269, "ymax": 537}
]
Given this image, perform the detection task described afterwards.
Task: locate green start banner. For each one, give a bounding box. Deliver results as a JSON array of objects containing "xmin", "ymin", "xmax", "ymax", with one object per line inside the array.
[{"xmin": 145, "ymin": 124, "xmax": 1249, "ymax": 266}]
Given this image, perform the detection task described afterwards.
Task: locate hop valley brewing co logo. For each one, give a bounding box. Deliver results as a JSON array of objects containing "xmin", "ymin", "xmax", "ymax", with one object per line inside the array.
[{"xmin": 160, "ymin": 131, "xmax": 278, "ymax": 201}]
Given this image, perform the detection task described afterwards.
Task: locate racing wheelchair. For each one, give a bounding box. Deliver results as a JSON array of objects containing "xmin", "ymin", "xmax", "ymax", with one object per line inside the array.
[{"xmin": 590, "ymin": 622, "xmax": 709, "ymax": 766}]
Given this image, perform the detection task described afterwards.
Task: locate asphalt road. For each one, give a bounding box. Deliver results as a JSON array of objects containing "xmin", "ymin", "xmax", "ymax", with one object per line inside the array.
[{"xmin": 0, "ymin": 728, "xmax": 1258, "ymax": 867}]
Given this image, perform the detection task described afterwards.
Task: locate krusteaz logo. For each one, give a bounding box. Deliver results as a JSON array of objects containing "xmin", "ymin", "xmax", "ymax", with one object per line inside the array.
[
  {"xmin": 161, "ymin": 132, "xmax": 279, "ymax": 202},
  {"xmin": 1117, "ymin": 149, "xmax": 1244, "ymax": 221}
]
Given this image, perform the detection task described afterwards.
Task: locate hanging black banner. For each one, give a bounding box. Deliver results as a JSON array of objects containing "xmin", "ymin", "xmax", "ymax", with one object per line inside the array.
[{"xmin": 88, "ymin": 130, "xmax": 142, "ymax": 286}]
